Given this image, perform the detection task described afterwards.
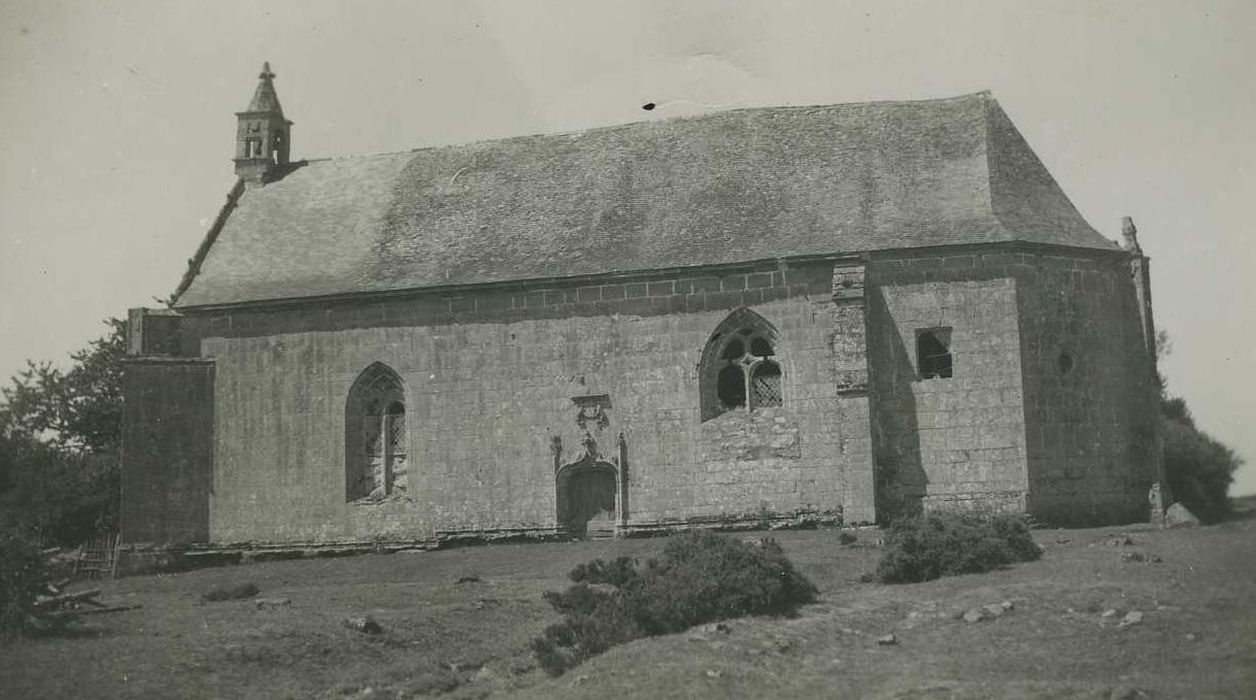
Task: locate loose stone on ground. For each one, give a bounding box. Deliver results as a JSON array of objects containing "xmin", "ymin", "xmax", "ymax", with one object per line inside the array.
[
  {"xmin": 344, "ymin": 615, "xmax": 382, "ymax": 634},
  {"xmin": 1119, "ymin": 611, "xmax": 1144, "ymax": 628}
]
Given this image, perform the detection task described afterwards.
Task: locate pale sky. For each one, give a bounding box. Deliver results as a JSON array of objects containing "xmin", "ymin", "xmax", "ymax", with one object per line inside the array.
[{"xmin": 1, "ymin": 1, "xmax": 1253, "ymax": 493}]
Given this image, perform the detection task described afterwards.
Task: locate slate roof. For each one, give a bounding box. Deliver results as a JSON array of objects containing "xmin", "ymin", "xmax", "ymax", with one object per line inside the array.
[
  {"xmin": 174, "ymin": 92, "xmax": 1117, "ymax": 308},
  {"xmin": 242, "ymin": 63, "xmax": 284, "ymax": 115}
]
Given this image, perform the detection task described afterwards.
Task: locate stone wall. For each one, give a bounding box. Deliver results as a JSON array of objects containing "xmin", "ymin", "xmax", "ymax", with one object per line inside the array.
[
  {"xmin": 866, "ymin": 246, "xmax": 1158, "ymax": 524},
  {"xmin": 126, "ymin": 244, "xmax": 1155, "ymax": 545},
  {"xmin": 867, "ymin": 263, "xmax": 1029, "ymax": 519},
  {"xmin": 120, "ymin": 358, "xmax": 215, "ymax": 544},
  {"xmin": 182, "ymin": 259, "xmax": 874, "ymax": 545},
  {"xmin": 1016, "ymin": 254, "xmax": 1159, "ymax": 523}
]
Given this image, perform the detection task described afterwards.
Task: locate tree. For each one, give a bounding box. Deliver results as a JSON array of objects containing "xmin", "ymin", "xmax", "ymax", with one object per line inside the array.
[
  {"xmin": 1, "ymin": 318, "xmax": 125, "ymax": 454},
  {"xmin": 0, "ymin": 319, "xmax": 126, "ymax": 545},
  {"xmin": 1156, "ymin": 331, "xmax": 1242, "ymax": 523}
]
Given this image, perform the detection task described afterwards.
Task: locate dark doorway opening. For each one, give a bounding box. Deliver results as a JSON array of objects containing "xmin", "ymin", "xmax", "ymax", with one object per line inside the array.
[{"xmin": 558, "ymin": 468, "xmax": 617, "ymax": 538}]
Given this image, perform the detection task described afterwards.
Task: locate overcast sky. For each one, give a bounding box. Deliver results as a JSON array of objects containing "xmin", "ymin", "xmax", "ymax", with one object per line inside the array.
[{"xmin": 1, "ymin": 0, "xmax": 1253, "ymax": 493}]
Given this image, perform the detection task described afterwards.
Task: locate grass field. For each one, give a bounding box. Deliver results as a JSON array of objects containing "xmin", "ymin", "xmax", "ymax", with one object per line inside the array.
[{"xmin": 3, "ymin": 508, "xmax": 1255, "ymax": 699}]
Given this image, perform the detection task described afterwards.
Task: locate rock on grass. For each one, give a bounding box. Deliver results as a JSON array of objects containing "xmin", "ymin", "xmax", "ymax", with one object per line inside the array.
[
  {"xmin": 344, "ymin": 615, "xmax": 382, "ymax": 634},
  {"xmin": 201, "ymin": 582, "xmax": 260, "ymax": 602}
]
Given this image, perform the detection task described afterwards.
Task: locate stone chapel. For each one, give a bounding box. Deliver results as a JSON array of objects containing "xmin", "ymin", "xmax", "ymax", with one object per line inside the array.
[{"xmin": 120, "ymin": 64, "xmax": 1162, "ymax": 548}]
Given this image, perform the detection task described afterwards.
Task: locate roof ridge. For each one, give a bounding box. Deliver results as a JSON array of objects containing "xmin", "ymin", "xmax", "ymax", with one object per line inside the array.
[
  {"xmin": 294, "ymin": 91, "xmax": 998, "ymax": 165},
  {"xmin": 169, "ymin": 178, "xmax": 247, "ymax": 305}
]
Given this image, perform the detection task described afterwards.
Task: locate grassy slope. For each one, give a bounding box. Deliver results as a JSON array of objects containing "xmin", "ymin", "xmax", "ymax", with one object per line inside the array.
[{"xmin": 3, "ymin": 514, "xmax": 1255, "ymax": 699}]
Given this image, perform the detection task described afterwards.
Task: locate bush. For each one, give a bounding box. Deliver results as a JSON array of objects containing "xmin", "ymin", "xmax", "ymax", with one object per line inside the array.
[
  {"xmin": 0, "ymin": 431, "xmax": 119, "ymax": 548},
  {"xmin": 0, "ymin": 528, "xmax": 48, "ymax": 636},
  {"xmin": 838, "ymin": 531, "xmax": 858, "ymax": 546},
  {"xmin": 626, "ymin": 531, "xmax": 817, "ymax": 635},
  {"xmin": 875, "ymin": 513, "xmax": 1041, "ymax": 584},
  {"xmin": 531, "ymin": 584, "xmax": 641, "ymax": 676},
  {"xmin": 1162, "ymin": 397, "xmax": 1242, "ymax": 523},
  {"xmin": 986, "ymin": 515, "xmax": 1042, "ymax": 562},
  {"xmin": 568, "ymin": 556, "xmax": 639, "ymax": 587},
  {"xmin": 533, "ymin": 531, "xmax": 816, "ymax": 676}
]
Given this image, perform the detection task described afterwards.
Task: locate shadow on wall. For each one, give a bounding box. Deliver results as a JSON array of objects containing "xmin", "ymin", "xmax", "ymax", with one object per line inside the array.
[{"xmin": 867, "ymin": 288, "xmax": 928, "ymax": 523}]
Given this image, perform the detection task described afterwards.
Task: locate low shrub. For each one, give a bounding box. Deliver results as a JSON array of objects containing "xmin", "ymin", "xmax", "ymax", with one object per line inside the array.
[
  {"xmin": 201, "ymin": 582, "xmax": 260, "ymax": 602},
  {"xmin": 567, "ymin": 556, "xmax": 639, "ymax": 587},
  {"xmin": 531, "ymin": 584, "xmax": 641, "ymax": 676},
  {"xmin": 533, "ymin": 530, "xmax": 816, "ymax": 676},
  {"xmin": 986, "ymin": 515, "xmax": 1041, "ymax": 562},
  {"xmin": 875, "ymin": 513, "xmax": 1041, "ymax": 584},
  {"xmin": 626, "ymin": 531, "xmax": 817, "ymax": 635},
  {"xmin": 0, "ymin": 528, "xmax": 47, "ymax": 636},
  {"xmin": 838, "ymin": 531, "xmax": 858, "ymax": 546}
]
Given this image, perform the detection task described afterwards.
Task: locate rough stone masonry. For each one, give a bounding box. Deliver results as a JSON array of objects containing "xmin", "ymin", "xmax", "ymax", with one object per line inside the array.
[{"xmin": 119, "ymin": 65, "xmax": 1161, "ymax": 548}]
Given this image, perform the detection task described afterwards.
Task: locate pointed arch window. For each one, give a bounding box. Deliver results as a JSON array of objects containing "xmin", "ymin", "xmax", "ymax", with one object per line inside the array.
[
  {"xmin": 700, "ymin": 309, "xmax": 784, "ymax": 421},
  {"xmin": 346, "ymin": 364, "xmax": 408, "ymax": 502}
]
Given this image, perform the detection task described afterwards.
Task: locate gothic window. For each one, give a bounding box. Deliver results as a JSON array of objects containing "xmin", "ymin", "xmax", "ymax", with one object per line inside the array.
[
  {"xmin": 346, "ymin": 363, "xmax": 408, "ymax": 502},
  {"xmin": 700, "ymin": 309, "xmax": 784, "ymax": 420},
  {"xmin": 916, "ymin": 328, "xmax": 953, "ymax": 379}
]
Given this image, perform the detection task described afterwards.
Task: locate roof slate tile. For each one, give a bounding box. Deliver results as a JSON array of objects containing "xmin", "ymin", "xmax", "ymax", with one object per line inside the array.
[{"xmin": 174, "ymin": 92, "xmax": 1115, "ymax": 308}]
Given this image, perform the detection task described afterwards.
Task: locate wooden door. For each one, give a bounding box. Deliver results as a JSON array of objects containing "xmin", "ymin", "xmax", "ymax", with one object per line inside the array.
[{"xmin": 563, "ymin": 470, "xmax": 617, "ymax": 537}]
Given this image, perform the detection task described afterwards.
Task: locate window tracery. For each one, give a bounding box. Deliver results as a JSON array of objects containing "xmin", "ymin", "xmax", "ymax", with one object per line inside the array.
[
  {"xmin": 700, "ymin": 310, "xmax": 784, "ymax": 420},
  {"xmin": 346, "ymin": 364, "xmax": 407, "ymax": 502}
]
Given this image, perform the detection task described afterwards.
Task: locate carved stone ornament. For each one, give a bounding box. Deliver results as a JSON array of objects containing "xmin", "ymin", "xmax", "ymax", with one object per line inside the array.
[
  {"xmin": 555, "ymin": 394, "xmax": 616, "ymax": 471},
  {"xmin": 574, "ymin": 397, "xmax": 611, "ymax": 432}
]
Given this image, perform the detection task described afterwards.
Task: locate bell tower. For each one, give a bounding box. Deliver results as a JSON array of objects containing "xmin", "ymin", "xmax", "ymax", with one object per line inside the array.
[{"xmin": 233, "ymin": 62, "xmax": 292, "ymax": 186}]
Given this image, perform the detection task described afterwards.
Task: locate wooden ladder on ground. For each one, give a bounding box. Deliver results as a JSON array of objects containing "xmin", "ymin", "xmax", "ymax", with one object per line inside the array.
[{"xmin": 75, "ymin": 533, "xmax": 120, "ymax": 580}]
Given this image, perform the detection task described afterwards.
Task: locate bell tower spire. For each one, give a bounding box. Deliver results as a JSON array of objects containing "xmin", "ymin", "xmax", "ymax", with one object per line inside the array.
[{"xmin": 233, "ymin": 62, "xmax": 293, "ymax": 186}]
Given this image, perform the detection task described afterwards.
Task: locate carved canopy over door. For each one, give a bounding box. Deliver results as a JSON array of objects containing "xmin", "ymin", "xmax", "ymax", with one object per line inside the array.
[{"xmin": 551, "ymin": 394, "xmax": 628, "ymax": 538}]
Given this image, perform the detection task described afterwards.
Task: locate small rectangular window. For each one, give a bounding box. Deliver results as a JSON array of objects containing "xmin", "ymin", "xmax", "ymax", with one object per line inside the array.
[{"xmin": 916, "ymin": 328, "xmax": 953, "ymax": 379}]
